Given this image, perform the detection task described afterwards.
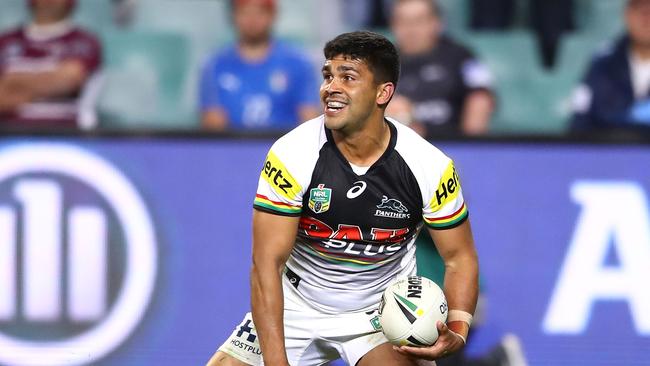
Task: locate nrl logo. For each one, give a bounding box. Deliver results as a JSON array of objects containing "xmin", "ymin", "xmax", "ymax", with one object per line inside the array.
[
  {"xmin": 308, "ymin": 184, "xmax": 332, "ymax": 214},
  {"xmin": 375, "ymin": 195, "xmax": 410, "ymax": 219}
]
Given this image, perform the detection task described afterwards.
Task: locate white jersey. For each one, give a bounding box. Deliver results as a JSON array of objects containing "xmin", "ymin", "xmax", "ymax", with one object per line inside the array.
[{"xmin": 253, "ymin": 116, "xmax": 468, "ymax": 313}]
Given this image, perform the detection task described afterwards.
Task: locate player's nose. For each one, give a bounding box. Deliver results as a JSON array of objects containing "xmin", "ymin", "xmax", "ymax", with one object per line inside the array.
[{"xmin": 325, "ymin": 77, "xmax": 343, "ymax": 94}]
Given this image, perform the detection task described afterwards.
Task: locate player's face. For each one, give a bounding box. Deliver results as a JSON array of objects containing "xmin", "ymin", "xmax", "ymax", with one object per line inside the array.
[
  {"xmin": 390, "ymin": 0, "xmax": 441, "ymax": 55},
  {"xmin": 233, "ymin": 2, "xmax": 275, "ymax": 44},
  {"xmin": 320, "ymin": 56, "xmax": 383, "ymax": 132},
  {"xmin": 30, "ymin": 0, "xmax": 72, "ymax": 23},
  {"xmin": 627, "ymin": 0, "xmax": 650, "ymax": 47}
]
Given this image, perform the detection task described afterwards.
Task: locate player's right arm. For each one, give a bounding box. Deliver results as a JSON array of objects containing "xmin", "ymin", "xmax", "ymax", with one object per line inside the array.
[
  {"xmin": 250, "ymin": 210, "xmax": 299, "ymax": 365},
  {"xmin": 249, "ymin": 135, "xmax": 311, "ymax": 364}
]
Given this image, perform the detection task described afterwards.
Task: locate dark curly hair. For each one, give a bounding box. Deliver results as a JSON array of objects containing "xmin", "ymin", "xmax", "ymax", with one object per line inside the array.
[{"xmin": 323, "ymin": 31, "xmax": 400, "ymax": 86}]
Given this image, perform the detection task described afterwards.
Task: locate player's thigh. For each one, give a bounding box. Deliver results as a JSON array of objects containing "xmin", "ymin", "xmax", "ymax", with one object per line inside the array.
[
  {"xmin": 357, "ymin": 343, "xmax": 436, "ymax": 366},
  {"xmin": 206, "ymin": 350, "xmax": 251, "ymax": 366}
]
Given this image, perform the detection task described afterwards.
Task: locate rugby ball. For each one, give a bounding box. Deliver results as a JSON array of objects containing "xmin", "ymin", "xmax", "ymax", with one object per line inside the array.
[{"xmin": 378, "ymin": 275, "xmax": 448, "ymax": 347}]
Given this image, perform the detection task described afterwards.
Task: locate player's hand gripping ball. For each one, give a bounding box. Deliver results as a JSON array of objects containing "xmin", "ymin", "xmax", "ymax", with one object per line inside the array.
[{"xmin": 378, "ymin": 276, "xmax": 448, "ymax": 347}]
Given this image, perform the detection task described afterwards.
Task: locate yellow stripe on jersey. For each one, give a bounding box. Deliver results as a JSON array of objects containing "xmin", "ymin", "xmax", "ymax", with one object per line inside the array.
[
  {"xmin": 429, "ymin": 160, "xmax": 462, "ymax": 212},
  {"xmin": 261, "ymin": 151, "xmax": 302, "ymax": 202}
]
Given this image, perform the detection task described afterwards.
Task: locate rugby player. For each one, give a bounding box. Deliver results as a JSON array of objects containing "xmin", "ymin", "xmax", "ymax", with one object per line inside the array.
[{"xmin": 207, "ymin": 31, "xmax": 479, "ymax": 366}]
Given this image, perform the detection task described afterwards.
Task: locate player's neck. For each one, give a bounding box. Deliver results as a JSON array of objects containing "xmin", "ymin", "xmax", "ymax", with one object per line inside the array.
[
  {"xmin": 332, "ymin": 114, "xmax": 391, "ymax": 167},
  {"xmin": 238, "ymin": 38, "xmax": 272, "ymax": 62}
]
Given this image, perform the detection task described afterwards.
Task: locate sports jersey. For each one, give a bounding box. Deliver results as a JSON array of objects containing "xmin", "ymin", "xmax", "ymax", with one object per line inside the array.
[
  {"xmin": 397, "ymin": 36, "xmax": 492, "ymax": 136},
  {"xmin": 0, "ymin": 22, "xmax": 102, "ymax": 126},
  {"xmin": 199, "ymin": 40, "xmax": 319, "ymax": 130},
  {"xmin": 253, "ymin": 116, "xmax": 468, "ymax": 313}
]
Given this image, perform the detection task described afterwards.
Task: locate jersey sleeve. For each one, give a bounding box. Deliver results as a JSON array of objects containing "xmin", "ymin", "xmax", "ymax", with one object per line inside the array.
[
  {"xmin": 253, "ymin": 145, "xmax": 305, "ymax": 216},
  {"xmin": 422, "ymin": 158, "xmax": 468, "ymax": 229}
]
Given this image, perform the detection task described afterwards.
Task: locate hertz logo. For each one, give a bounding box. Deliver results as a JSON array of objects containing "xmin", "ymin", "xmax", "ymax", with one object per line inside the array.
[
  {"xmin": 261, "ymin": 151, "xmax": 301, "ymax": 200},
  {"xmin": 431, "ymin": 161, "xmax": 462, "ymax": 212}
]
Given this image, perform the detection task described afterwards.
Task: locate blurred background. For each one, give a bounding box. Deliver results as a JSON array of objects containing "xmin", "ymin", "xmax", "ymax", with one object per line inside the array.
[{"xmin": 0, "ymin": 0, "xmax": 649, "ymax": 366}]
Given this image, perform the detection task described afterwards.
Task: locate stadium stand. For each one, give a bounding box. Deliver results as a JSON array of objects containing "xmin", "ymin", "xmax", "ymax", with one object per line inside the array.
[
  {"xmin": 97, "ymin": 30, "xmax": 191, "ymax": 129},
  {"xmin": 0, "ymin": 0, "xmax": 630, "ymax": 134},
  {"xmin": 0, "ymin": 0, "xmax": 27, "ymax": 31},
  {"xmin": 575, "ymin": 0, "xmax": 626, "ymax": 40}
]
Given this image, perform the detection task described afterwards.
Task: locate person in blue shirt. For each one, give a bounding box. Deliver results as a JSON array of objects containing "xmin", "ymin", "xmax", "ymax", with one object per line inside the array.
[
  {"xmin": 571, "ymin": 0, "xmax": 650, "ymax": 133},
  {"xmin": 199, "ymin": 0, "xmax": 320, "ymax": 131}
]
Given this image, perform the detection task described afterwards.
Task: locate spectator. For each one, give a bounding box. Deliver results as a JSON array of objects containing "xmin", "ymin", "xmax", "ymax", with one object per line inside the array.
[
  {"xmin": 571, "ymin": 0, "xmax": 650, "ymax": 133},
  {"xmin": 199, "ymin": 0, "xmax": 320, "ymax": 131},
  {"xmin": 389, "ymin": 0, "xmax": 494, "ymax": 137},
  {"xmin": 0, "ymin": 0, "xmax": 102, "ymax": 129}
]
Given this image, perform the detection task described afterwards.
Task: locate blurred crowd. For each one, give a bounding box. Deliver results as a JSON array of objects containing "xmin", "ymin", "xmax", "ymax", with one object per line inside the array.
[{"xmin": 0, "ymin": 0, "xmax": 649, "ymax": 137}]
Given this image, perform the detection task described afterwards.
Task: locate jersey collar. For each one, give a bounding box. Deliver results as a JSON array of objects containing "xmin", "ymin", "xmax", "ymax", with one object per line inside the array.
[{"xmin": 325, "ymin": 118, "xmax": 398, "ymax": 176}]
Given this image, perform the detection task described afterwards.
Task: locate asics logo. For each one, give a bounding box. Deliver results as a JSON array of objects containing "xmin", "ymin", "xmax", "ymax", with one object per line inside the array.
[{"xmin": 346, "ymin": 181, "xmax": 367, "ymax": 199}]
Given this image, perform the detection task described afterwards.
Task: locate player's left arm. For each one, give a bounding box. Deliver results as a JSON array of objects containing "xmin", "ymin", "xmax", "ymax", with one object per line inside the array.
[
  {"xmin": 396, "ymin": 156, "xmax": 478, "ymax": 360},
  {"xmin": 395, "ymin": 221, "xmax": 478, "ymax": 360}
]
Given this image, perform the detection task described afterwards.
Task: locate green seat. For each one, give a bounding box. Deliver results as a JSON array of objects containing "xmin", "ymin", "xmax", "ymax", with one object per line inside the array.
[
  {"xmin": 437, "ymin": 0, "xmax": 469, "ymax": 37},
  {"xmin": 72, "ymin": 0, "xmax": 113, "ymax": 35},
  {"xmin": 0, "ymin": 0, "xmax": 27, "ymax": 32},
  {"xmin": 555, "ymin": 32, "xmax": 606, "ymax": 81},
  {"xmin": 460, "ymin": 31, "xmax": 542, "ymax": 82},
  {"xmin": 575, "ymin": 0, "xmax": 625, "ymax": 40},
  {"xmin": 133, "ymin": 0, "xmax": 229, "ymax": 55},
  {"xmin": 97, "ymin": 30, "xmax": 194, "ymax": 129},
  {"xmin": 458, "ymin": 31, "xmax": 550, "ymax": 133},
  {"xmin": 275, "ymin": 0, "xmax": 319, "ymax": 46},
  {"xmin": 535, "ymin": 32, "xmax": 610, "ymax": 133}
]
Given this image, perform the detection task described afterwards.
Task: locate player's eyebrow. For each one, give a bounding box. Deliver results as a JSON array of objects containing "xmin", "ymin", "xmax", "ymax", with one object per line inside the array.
[
  {"xmin": 321, "ymin": 63, "xmax": 360, "ymax": 74},
  {"xmin": 337, "ymin": 65, "xmax": 359, "ymax": 74}
]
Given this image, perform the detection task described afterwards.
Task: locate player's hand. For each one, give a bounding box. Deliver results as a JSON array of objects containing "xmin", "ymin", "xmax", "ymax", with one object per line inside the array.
[{"xmin": 392, "ymin": 321, "xmax": 465, "ymax": 360}]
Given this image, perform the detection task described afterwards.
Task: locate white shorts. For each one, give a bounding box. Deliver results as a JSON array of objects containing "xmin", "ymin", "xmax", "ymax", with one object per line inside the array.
[{"xmin": 218, "ymin": 275, "xmax": 389, "ymax": 365}]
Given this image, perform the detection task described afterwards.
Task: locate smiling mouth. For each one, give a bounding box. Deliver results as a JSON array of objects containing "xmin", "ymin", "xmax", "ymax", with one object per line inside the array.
[{"xmin": 325, "ymin": 101, "xmax": 347, "ymax": 115}]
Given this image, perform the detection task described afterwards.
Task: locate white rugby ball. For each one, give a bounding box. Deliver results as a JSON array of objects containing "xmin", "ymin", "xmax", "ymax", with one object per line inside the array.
[{"xmin": 378, "ymin": 275, "xmax": 448, "ymax": 347}]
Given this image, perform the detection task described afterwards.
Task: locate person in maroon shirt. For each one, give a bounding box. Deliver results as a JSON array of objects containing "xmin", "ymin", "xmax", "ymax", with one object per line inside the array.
[{"xmin": 0, "ymin": 0, "xmax": 102, "ymax": 128}]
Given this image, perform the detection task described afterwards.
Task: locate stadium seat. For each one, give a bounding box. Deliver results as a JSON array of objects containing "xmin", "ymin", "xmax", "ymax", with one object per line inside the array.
[
  {"xmin": 458, "ymin": 31, "xmax": 550, "ymax": 133},
  {"xmin": 575, "ymin": 0, "xmax": 625, "ymax": 40},
  {"xmin": 97, "ymin": 30, "xmax": 194, "ymax": 129},
  {"xmin": 0, "ymin": 0, "xmax": 27, "ymax": 32},
  {"xmin": 72, "ymin": 0, "xmax": 113, "ymax": 35},
  {"xmin": 437, "ymin": 0, "xmax": 469, "ymax": 37},
  {"xmin": 555, "ymin": 32, "xmax": 607, "ymax": 80},
  {"xmin": 275, "ymin": 0, "xmax": 319, "ymax": 45},
  {"xmin": 537, "ymin": 32, "xmax": 609, "ymax": 132},
  {"xmin": 460, "ymin": 30, "xmax": 542, "ymax": 82}
]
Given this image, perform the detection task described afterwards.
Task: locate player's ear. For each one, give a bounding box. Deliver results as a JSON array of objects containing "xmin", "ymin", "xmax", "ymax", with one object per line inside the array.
[{"xmin": 376, "ymin": 82, "xmax": 395, "ymax": 106}]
